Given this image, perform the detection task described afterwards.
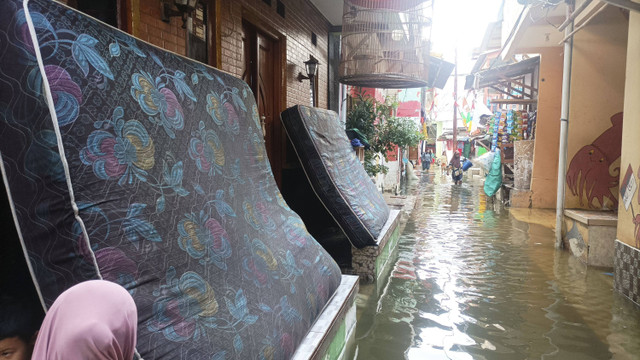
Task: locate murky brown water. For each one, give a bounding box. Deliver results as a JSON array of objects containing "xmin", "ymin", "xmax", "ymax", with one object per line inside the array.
[{"xmin": 352, "ymin": 172, "xmax": 640, "ymax": 360}]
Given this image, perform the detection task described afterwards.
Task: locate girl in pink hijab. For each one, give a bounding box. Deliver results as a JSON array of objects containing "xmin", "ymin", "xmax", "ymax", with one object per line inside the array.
[{"xmin": 31, "ymin": 280, "xmax": 138, "ymax": 360}]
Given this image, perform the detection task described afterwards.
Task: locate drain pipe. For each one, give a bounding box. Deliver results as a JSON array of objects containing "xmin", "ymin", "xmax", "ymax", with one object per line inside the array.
[{"xmin": 555, "ymin": 0, "xmax": 575, "ymax": 249}]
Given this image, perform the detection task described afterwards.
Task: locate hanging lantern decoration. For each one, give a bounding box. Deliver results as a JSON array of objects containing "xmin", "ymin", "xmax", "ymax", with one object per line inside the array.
[{"xmin": 339, "ymin": 0, "xmax": 432, "ymax": 89}]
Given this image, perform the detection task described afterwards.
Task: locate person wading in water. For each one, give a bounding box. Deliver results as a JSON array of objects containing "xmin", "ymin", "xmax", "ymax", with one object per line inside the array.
[{"xmin": 449, "ymin": 152, "xmax": 463, "ymax": 185}]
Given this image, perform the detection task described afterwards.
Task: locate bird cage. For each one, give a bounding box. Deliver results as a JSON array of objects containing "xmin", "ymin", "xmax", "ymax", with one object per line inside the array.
[{"xmin": 339, "ymin": 0, "xmax": 432, "ymax": 88}]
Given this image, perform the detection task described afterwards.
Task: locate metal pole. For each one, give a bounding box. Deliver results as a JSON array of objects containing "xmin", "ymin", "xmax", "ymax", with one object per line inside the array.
[
  {"xmin": 557, "ymin": 0, "xmax": 592, "ymax": 31},
  {"xmin": 452, "ymin": 47, "xmax": 458, "ymax": 153},
  {"xmin": 555, "ymin": 0, "xmax": 574, "ymax": 249},
  {"xmin": 600, "ymin": 0, "xmax": 640, "ymax": 12},
  {"xmin": 310, "ymin": 76, "xmax": 316, "ymax": 107},
  {"xmin": 559, "ymin": 3, "xmax": 607, "ymax": 44},
  {"xmin": 420, "ymin": 86, "xmax": 426, "ymax": 155}
]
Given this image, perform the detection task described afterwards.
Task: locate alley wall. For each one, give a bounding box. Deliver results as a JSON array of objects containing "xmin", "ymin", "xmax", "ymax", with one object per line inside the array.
[
  {"xmin": 216, "ymin": 0, "xmax": 331, "ymax": 109},
  {"xmin": 529, "ymin": 47, "xmax": 563, "ymax": 209},
  {"xmin": 135, "ymin": 0, "xmax": 187, "ymax": 55},
  {"xmin": 564, "ymin": 6, "xmax": 628, "ymax": 210},
  {"xmin": 617, "ymin": 9, "xmax": 640, "ymax": 250},
  {"xmin": 130, "ymin": 0, "xmax": 331, "ymax": 110}
]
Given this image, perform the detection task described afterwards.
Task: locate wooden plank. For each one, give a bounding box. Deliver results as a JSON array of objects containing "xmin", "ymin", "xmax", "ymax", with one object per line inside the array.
[
  {"xmin": 490, "ymin": 86, "xmax": 519, "ymax": 98},
  {"xmin": 490, "ymin": 99, "xmax": 538, "ymax": 105},
  {"xmin": 209, "ymin": 0, "xmax": 222, "ymax": 68},
  {"xmin": 500, "ymin": 75, "xmax": 538, "ymax": 93},
  {"xmin": 497, "ymin": 80, "xmax": 530, "ymax": 97}
]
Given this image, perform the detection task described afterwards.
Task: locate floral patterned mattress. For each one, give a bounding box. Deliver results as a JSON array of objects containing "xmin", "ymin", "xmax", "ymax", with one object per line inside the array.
[
  {"xmin": 0, "ymin": 1, "xmax": 342, "ymax": 358},
  {"xmin": 280, "ymin": 106, "xmax": 390, "ymax": 248}
]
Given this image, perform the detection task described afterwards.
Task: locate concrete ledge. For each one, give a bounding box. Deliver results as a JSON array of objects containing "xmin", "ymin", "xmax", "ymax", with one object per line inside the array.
[
  {"xmin": 350, "ymin": 210, "xmax": 402, "ymax": 283},
  {"xmin": 563, "ymin": 209, "xmax": 618, "ymax": 268},
  {"xmin": 510, "ymin": 189, "xmax": 532, "ymax": 208},
  {"xmin": 375, "ymin": 209, "xmax": 401, "ymax": 249},
  {"xmin": 564, "ymin": 209, "xmax": 618, "ymax": 226},
  {"xmin": 292, "ymin": 275, "xmax": 359, "ymax": 360}
]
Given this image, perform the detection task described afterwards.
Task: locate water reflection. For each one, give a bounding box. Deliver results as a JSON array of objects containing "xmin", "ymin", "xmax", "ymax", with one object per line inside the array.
[{"xmin": 353, "ymin": 174, "xmax": 640, "ymax": 360}]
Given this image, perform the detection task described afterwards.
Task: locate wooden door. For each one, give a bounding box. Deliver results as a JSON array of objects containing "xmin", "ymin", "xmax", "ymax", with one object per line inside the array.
[
  {"xmin": 409, "ymin": 146, "xmax": 419, "ymax": 162},
  {"xmin": 241, "ymin": 22, "xmax": 282, "ymax": 185}
]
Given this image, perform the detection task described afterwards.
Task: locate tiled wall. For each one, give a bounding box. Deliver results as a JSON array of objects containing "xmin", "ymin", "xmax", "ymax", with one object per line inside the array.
[{"xmin": 614, "ymin": 240, "xmax": 640, "ymax": 307}]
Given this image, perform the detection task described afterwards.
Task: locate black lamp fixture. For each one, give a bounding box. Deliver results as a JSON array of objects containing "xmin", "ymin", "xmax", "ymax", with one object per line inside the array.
[
  {"xmin": 298, "ymin": 56, "xmax": 319, "ymax": 106},
  {"xmin": 161, "ymin": 0, "xmax": 197, "ymax": 29},
  {"xmin": 297, "ymin": 56, "xmax": 319, "ymax": 82}
]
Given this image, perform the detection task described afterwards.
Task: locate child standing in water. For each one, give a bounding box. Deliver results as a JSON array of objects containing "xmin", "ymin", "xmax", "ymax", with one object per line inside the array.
[{"xmin": 439, "ymin": 151, "xmax": 448, "ymax": 174}]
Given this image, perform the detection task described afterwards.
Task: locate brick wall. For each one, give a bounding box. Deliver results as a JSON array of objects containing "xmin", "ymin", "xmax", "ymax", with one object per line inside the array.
[
  {"xmin": 59, "ymin": 0, "xmax": 330, "ymax": 109},
  {"xmin": 134, "ymin": 0, "xmax": 330, "ymax": 110},
  {"xmin": 133, "ymin": 0, "xmax": 330, "ymax": 109},
  {"xmin": 137, "ymin": 0, "xmax": 186, "ymax": 55},
  {"xmin": 218, "ymin": 0, "xmax": 331, "ymax": 109},
  {"xmin": 52, "ymin": 1, "xmax": 187, "ymax": 68}
]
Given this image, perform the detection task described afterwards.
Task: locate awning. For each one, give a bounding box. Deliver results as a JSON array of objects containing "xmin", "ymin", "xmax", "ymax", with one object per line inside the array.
[
  {"xmin": 470, "ymin": 56, "xmax": 539, "ymax": 89},
  {"xmin": 427, "ymin": 56, "xmax": 455, "ymax": 89}
]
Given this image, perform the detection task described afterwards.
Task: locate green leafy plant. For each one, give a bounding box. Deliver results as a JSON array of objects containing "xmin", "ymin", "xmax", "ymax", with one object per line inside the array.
[{"xmin": 346, "ymin": 89, "xmax": 423, "ymax": 177}]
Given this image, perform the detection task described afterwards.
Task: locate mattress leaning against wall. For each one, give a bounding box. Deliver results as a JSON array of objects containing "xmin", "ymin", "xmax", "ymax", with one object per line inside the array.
[
  {"xmin": 280, "ymin": 105, "xmax": 391, "ymax": 248},
  {"xmin": 0, "ymin": 0, "xmax": 342, "ymax": 358}
]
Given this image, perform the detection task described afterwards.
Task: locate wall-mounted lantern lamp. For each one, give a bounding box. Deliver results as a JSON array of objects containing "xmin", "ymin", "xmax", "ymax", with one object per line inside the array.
[
  {"xmin": 161, "ymin": 0, "xmax": 197, "ymax": 29},
  {"xmin": 297, "ymin": 56, "xmax": 319, "ymax": 82},
  {"xmin": 298, "ymin": 56, "xmax": 319, "ymax": 106}
]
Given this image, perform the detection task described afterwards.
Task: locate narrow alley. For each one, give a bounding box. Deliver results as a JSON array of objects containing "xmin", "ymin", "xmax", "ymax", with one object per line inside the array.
[{"xmin": 352, "ymin": 173, "xmax": 640, "ymax": 360}]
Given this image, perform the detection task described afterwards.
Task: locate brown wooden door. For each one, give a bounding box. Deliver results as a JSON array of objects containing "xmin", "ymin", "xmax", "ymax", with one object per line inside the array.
[
  {"xmin": 409, "ymin": 146, "xmax": 418, "ymax": 162},
  {"xmin": 241, "ymin": 22, "xmax": 282, "ymax": 186}
]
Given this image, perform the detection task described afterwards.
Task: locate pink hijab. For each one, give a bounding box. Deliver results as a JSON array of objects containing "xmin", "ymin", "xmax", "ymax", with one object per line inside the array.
[{"xmin": 32, "ymin": 280, "xmax": 138, "ymax": 360}]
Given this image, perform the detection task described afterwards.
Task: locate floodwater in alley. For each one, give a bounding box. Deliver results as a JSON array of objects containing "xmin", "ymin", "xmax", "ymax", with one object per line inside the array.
[{"xmin": 350, "ymin": 172, "xmax": 640, "ymax": 360}]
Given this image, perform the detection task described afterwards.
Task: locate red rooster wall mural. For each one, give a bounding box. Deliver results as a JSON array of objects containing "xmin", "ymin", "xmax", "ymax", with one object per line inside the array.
[{"xmin": 566, "ymin": 112, "xmax": 623, "ymax": 209}]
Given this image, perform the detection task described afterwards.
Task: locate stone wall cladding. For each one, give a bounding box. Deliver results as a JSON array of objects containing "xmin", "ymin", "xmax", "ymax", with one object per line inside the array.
[
  {"xmin": 351, "ymin": 246, "xmax": 381, "ymax": 283},
  {"xmin": 351, "ymin": 210, "xmax": 402, "ymax": 283},
  {"xmin": 614, "ymin": 240, "xmax": 640, "ymax": 307},
  {"xmin": 514, "ymin": 140, "xmax": 534, "ymax": 190}
]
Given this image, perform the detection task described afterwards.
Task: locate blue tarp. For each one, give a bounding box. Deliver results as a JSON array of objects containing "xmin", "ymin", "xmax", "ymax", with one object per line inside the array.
[{"xmin": 484, "ymin": 149, "xmax": 503, "ymax": 197}]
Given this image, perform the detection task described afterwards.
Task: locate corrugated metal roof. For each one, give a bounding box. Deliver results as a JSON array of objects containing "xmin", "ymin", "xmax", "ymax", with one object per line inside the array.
[{"xmin": 468, "ymin": 56, "xmax": 540, "ymax": 90}]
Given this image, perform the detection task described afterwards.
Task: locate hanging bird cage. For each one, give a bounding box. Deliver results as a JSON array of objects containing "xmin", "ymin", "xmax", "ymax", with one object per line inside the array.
[{"xmin": 339, "ymin": 0, "xmax": 433, "ymax": 88}]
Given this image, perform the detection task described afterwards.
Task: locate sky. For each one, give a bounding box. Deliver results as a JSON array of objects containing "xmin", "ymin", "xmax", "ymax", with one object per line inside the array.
[
  {"xmin": 426, "ymin": 0, "xmax": 508, "ymax": 125},
  {"xmin": 430, "ymin": 0, "xmax": 505, "ymax": 73}
]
